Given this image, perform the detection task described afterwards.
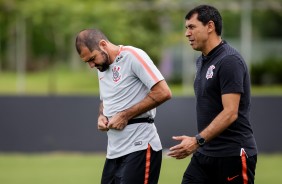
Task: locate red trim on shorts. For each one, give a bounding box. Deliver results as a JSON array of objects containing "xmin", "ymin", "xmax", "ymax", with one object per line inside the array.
[
  {"xmin": 241, "ymin": 149, "xmax": 248, "ymax": 184},
  {"xmin": 121, "ymin": 47, "xmax": 159, "ymax": 83},
  {"xmin": 144, "ymin": 144, "xmax": 151, "ymax": 184}
]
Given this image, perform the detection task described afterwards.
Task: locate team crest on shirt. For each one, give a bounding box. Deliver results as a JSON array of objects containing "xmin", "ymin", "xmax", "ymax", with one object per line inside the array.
[
  {"xmin": 112, "ymin": 65, "xmax": 122, "ymax": 83},
  {"xmin": 206, "ymin": 65, "xmax": 215, "ymax": 79},
  {"xmin": 115, "ymin": 55, "xmax": 123, "ymax": 63}
]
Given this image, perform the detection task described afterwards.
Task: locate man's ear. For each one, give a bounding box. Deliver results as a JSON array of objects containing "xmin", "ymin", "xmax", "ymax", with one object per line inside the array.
[
  {"xmin": 99, "ymin": 40, "xmax": 107, "ymax": 51},
  {"xmin": 207, "ymin": 20, "xmax": 215, "ymax": 33}
]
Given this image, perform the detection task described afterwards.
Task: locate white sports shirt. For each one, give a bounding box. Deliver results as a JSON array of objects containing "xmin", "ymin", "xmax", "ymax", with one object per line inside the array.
[{"xmin": 98, "ymin": 46, "xmax": 164, "ymax": 159}]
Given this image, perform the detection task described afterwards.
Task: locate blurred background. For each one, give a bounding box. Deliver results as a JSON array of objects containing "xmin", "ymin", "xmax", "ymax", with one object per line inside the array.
[
  {"xmin": 0, "ymin": 0, "xmax": 282, "ymax": 95},
  {"xmin": 0, "ymin": 0, "xmax": 282, "ymax": 183}
]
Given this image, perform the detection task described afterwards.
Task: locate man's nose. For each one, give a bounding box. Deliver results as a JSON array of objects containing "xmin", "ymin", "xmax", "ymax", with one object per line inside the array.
[
  {"xmin": 185, "ymin": 29, "xmax": 191, "ymax": 37},
  {"xmin": 88, "ymin": 62, "xmax": 95, "ymax": 68}
]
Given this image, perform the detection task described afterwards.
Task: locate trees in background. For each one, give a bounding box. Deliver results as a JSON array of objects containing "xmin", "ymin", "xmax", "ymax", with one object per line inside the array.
[
  {"xmin": 0, "ymin": 0, "xmax": 281, "ymax": 73},
  {"xmin": 0, "ymin": 0, "xmax": 168, "ymax": 72}
]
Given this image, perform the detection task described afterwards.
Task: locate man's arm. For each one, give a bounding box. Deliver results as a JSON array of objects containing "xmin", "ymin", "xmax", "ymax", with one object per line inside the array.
[
  {"xmin": 168, "ymin": 93, "xmax": 240, "ymax": 159},
  {"xmin": 198, "ymin": 93, "xmax": 240, "ymax": 142},
  {"xmin": 107, "ymin": 80, "xmax": 172, "ymax": 130},
  {"xmin": 97, "ymin": 101, "xmax": 109, "ymax": 131}
]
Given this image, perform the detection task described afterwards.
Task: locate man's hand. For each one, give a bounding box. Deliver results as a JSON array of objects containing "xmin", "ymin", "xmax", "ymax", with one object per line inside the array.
[
  {"xmin": 107, "ymin": 111, "xmax": 128, "ymax": 130},
  {"xmin": 97, "ymin": 115, "xmax": 109, "ymax": 131},
  {"xmin": 167, "ymin": 135, "xmax": 199, "ymax": 159}
]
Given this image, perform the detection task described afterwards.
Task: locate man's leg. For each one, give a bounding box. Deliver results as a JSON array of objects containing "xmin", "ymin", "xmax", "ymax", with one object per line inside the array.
[
  {"xmin": 117, "ymin": 144, "xmax": 162, "ymax": 184},
  {"xmin": 216, "ymin": 153, "xmax": 257, "ymax": 184},
  {"xmin": 101, "ymin": 158, "xmax": 117, "ymax": 184},
  {"xmin": 181, "ymin": 152, "xmax": 210, "ymax": 184}
]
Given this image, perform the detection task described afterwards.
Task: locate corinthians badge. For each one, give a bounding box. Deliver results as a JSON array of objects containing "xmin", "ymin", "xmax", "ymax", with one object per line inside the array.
[
  {"xmin": 206, "ymin": 65, "xmax": 215, "ymax": 79},
  {"xmin": 112, "ymin": 65, "xmax": 122, "ymax": 83}
]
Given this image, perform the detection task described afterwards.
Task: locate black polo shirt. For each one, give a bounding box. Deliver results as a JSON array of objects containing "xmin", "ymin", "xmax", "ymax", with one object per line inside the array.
[{"xmin": 194, "ymin": 41, "xmax": 257, "ymax": 157}]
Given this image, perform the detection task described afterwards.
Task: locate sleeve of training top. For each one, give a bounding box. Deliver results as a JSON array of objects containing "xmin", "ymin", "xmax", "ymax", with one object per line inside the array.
[
  {"xmin": 219, "ymin": 55, "xmax": 245, "ymax": 94},
  {"xmin": 129, "ymin": 48, "xmax": 164, "ymax": 89}
]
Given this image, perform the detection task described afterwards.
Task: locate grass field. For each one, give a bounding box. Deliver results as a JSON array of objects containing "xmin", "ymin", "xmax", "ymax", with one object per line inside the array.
[
  {"xmin": 1, "ymin": 69, "xmax": 282, "ymax": 96},
  {"xmin": 0, "ymin": 153, "xmax": 281, "ymax": 184}
]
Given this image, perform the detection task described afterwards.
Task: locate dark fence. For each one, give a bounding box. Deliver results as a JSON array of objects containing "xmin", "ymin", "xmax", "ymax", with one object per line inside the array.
[{"xmin": 0, "ymin": 96, "xmax": 281, "ymax": 153}]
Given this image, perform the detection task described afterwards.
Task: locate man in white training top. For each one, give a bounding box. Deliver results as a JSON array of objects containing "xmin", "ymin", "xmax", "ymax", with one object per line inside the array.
[{"xmin": 75, "ymin": 29, "xmax": 172, "ymax": 184}]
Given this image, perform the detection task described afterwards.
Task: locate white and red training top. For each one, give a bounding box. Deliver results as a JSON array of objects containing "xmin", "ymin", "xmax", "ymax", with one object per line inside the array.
[{"xmin": 98, "ymin": 45, "xmax": 164, "ymax": 159}]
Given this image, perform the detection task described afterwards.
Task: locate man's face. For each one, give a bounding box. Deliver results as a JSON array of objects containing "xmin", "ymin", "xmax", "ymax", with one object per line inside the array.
[
  {"xmin": 185, "ymin": 13, "xmax": 210, "ymax": 52},
  {"xmin": 80, "ymin": 46, "xmax": 111, "ymax": 72}
]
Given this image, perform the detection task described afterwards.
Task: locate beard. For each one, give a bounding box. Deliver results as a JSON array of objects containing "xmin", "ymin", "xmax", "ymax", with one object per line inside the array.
[{"xmin": 97, "ymin": 50, "xmax": 111, "ymax": 72}]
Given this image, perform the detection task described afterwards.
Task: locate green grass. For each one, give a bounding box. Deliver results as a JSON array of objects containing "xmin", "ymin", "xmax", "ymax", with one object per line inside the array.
[
  {"xmin": 0, "ymin": 153, "xmax": 281, "ymax": 184},
  {"xmin": 1, "ymin": 69, "xmax": 282, "ymax": 96},
  {"xmin": 0, "ymin": 68, "xmax": 100, "ymax": 95}
]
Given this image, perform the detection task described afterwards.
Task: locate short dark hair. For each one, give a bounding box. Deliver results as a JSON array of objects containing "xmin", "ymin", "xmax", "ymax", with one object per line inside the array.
[
  {"xmin": 185, "ymin": 5, "xmax": 222, "ymax": 36},
  {"xmin": 75, "ymin": 29, "xmax": 109, "ymax": 54}
]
